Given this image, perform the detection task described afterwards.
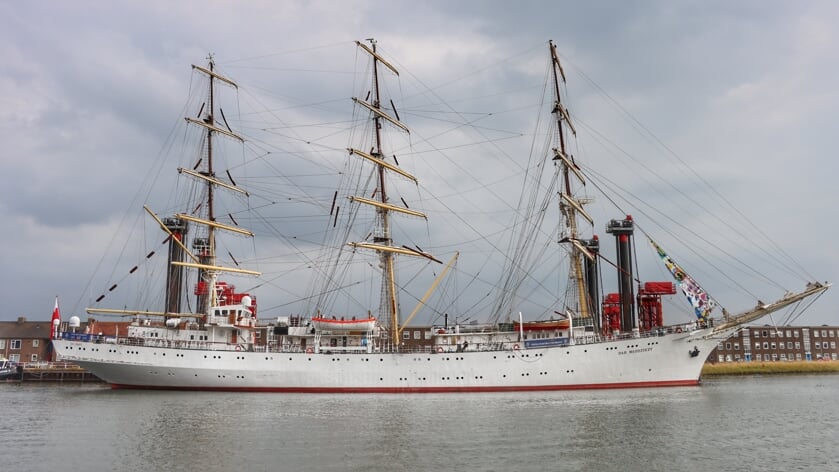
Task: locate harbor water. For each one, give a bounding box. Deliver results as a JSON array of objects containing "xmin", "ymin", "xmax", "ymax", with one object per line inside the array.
[{"xmin": 2, "ymin": 375, "xmax": 838, "ymax": 471}]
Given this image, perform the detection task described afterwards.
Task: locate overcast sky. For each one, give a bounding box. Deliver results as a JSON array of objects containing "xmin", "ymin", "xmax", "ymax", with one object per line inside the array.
[{"xmin": 2, "ymin": 0, "xmax": 837, "ymax": 327}]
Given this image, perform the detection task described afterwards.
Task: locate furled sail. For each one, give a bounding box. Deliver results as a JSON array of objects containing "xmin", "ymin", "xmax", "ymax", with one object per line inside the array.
[{"xmin": 649, "ymin": 239, "xmax": 716, "ymax": 320}]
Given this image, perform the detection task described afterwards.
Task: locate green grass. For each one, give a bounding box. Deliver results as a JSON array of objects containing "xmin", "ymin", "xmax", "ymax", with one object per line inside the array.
[{"xmin": 702, "ymin": 360, "xmax": 839, "ymax": 376}]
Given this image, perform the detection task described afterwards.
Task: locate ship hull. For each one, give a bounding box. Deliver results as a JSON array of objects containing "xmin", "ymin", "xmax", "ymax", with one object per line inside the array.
[{"xmin": 53, "ymin": 330, "xmax": 720, "ymax": 392}]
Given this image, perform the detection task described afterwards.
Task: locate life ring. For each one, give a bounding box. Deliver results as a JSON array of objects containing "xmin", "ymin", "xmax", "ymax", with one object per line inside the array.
[
  {"xmin": 436, "ymin": 346, "xmax": 444, "ymax": 353},
  {"xmin": 305, "ymin": 347, "xmax": 314, "ymax": 354},
  {"xmin": 675, "ymin": 327, "xmax": 682, "ymax": 333},
  {"xmin": 513, "ymin": 344, "xmax": 520, "ymax": 351},
  {"xmin": 235, "ymin": 345, "xmax": 242, "ymax": 351}
]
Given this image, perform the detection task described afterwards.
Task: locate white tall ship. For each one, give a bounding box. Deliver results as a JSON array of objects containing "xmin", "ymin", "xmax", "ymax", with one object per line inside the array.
[{"xmin": 53, "ymin": 41, "xmax": 829, "ymax": 392}]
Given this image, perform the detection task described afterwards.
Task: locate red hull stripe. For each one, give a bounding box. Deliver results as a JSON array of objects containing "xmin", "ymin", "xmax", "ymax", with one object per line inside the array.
[{"xmin": 110, "ymin": 379, "xmax": 700, "ymax": 393}]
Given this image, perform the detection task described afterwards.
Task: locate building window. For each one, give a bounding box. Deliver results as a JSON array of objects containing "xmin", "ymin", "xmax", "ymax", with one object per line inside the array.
[
  {"xmin": 32, "ymin": 339, "xmax": 40, "ymax": 348},
  {"xmin": 795, "ymin": 342, "xmax": 801, "ymax": 349},
  {"xmin": 762, "ymin": 330, "xmax": 769, "ymax": 337},
  {"xmin": 829, "ymin": 330, "xmax": 835, "ymax": 338},
  {"xmin": 763, "ymin": 342, "xmax": 769, "ymax": 349},
  {"xmin": 402, "ymin": 332, "xmax": 410, "ymax": 340},
  {"xmin": 794, "ymin": 331, "xmax": 799, "ymax": 338},
  {"xmin": 11, "ymin": 339, "xmax": 21, "ymax": 350},
  {"xmin": 831, "ymin": 342, "xmax": 837, "ymax": 349},
  {"xmin": 734, "ymin": 354, "xmax": 741, "ymax": 361},
  {"xmin": 0, "ymin": 339, "xmax": 5, "ymax": 349},
  {"xmin": 786, "ymin": 330, "xmax": 792, "ymax": 337},
  {"xmin": 755, "ymin": 343, "xmax": 760, "ymax": 350},
  {"xmin": 770, "ymin": 331, "xmax": 776, "ymax": 338},
  {"xmin": 796, "ymin": 353, "xmax": 802, "ymax": 360},
  {"xmin": 815, "ymin": 342, "xmax": 821, "ymax": 349},
  {"xmin": 718, "ymin": 355, "xmax": 724, "ymax": 362},
  {"xmin": 753, "ymin": 330, "xmax": 760, "ymax": 337},
  {"xmin": 413, "ymin": 330, "xmax": 421, "ymax": 340},
  {"xmin": 756, "ymin": 354, "xmax": 762, "ymax": 361},
  {"xmin": 31, "ymin": 354, "xmax": 39, "ymax": 362},
  {"xmin": 725, "ymin": 354, "xmax": 732, "ymax": 362},
  {"xmin": 734, "ymin": 343, "xmax": 740, "ymax": 350},
  {"xmin": 779, "ymin": 354, "xmax": 787, "ymax": 361},
  {"xmin": 814, "ymin": 331, "xmax": 820, "ymax": 338},
  {"xmin": 726, "ymin": 342, "xmax": 732, "ymax": 350},
  {"xmin": 787, "ymin": 342, "xmax": 793, "ymax": 349},
  {"xmin": 9, "ymin": 354, "xmax": 20, "ymax": 363},
  {"xmin": 822, "ymin": 330, "xmax": 828, "ymax": 338}
]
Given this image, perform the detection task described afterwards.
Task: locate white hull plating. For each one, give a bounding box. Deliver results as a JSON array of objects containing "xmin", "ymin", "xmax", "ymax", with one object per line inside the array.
[{"xmin": 53, "ymin": 331, "xmax": 720, "ymax": 392}]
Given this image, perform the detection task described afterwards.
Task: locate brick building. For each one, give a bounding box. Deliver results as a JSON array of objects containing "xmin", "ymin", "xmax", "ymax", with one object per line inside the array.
[
  {"xmin": 709, "ymin": 325, "xmax": 839, "ymax": 363},
  {"xmin": 0, "ymin": 317, "xmax": 54, "ymax": 364},
  {"xmin": 0, "ymin": 316, "xmax": 127, "ymax": 364}
]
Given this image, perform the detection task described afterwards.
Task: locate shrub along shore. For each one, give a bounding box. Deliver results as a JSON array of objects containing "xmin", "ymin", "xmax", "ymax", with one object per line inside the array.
[{"xmin": 702, "ymin": 360, "xmax": 839, "ymax": 376}]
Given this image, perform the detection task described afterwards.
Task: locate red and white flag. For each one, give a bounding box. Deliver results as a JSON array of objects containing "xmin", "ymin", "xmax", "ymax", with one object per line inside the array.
[{"xmin": 50, "ymin": 297, "xmax": 61, "ymax": 340}]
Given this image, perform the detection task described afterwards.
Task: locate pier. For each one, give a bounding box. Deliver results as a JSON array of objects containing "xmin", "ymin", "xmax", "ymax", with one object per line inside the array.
[{"xmin": 3, "ymin": 361, "xmax": 102, "ymax": 383}]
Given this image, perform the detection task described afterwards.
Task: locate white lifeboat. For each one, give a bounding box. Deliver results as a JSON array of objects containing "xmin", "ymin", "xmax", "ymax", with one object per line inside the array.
[{"xmin": 311, "ymin": 316, "xmax": 376, "ymax": 332}]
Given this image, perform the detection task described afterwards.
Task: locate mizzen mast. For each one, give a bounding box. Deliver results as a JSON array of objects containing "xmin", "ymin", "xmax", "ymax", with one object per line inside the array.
[{"xmin": 348, "ymin": 39, "xmax": 433, "ymax": 347}]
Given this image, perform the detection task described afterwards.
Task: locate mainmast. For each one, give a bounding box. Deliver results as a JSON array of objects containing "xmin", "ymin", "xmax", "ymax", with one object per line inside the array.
[
  {"xmin": 550, "ymin": 41, "xmax": 599, "ymax": 325},
  {"xmin": 348, "ymin": 39, "xmax": 433, "ymax": 347}
]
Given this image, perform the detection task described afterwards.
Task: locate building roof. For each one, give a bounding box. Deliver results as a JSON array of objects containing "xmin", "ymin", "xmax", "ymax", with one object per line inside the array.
[{"xmin": 0, "ymin": 317, "xmax": 52, "ymax": 339}]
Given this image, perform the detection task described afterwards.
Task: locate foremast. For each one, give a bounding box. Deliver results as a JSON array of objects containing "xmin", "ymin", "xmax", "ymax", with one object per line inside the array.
[
  {"xmin": 177, "ymin": 57, "xmax": 259, "ymax": 315},
  {"xmin": 348, "ymin": 40, "xmax": 433, "ymax": 347},
  {"xmin": 550, "ymin": 41, "xmax": 597, "ymax": 324}
]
